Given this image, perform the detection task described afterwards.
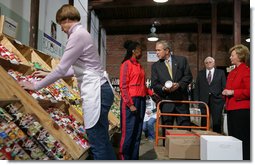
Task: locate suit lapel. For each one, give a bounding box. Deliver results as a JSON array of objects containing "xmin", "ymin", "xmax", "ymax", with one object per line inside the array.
[
  {"xmin": 210, "ymin": 69, "xmax": 217, "ymax": 85},
  {"xmin": 202, "ymin": 70, "xmax": 207, "ymax": 83},
  {"xmin": 172, "ymin": 56, "xmax": 178, "ymax": 81},
  {"xmin": 159, "ymin": 60, "xmax": 172, "ymax": 80}
]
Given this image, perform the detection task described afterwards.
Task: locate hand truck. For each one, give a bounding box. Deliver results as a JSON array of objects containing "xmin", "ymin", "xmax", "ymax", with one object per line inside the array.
[{"xmin": 155, "ymin": 100, "xmax": 210, "ymax": 146}]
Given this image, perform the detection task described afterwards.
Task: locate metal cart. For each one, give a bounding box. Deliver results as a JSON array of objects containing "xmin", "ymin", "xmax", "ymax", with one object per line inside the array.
[
  {"xmin": 155, "ymin": 100, "xmax": 210, "ymax": 145},
  {"xmin": 154, "ymin": 100, "xmax": 210, "ymax": 159}
]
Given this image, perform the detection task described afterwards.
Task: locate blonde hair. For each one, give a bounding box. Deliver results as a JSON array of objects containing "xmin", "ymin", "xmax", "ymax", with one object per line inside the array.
[
  {"xmin": 56, "ymin": 4, "xmax": 80, "ymax": 24},
  {"xmin": 229, "ymin": 44, "xmax": 249, "ymax": 62}
]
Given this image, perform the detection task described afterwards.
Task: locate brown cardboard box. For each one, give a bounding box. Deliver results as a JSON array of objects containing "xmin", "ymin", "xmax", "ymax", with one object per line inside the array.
[
  {"xmin": 191, "ymin": 130, "xmax": 222, "ymax": 136},
  {"xmin": 166, "ymin": 135, "xmax": 200, "ymax": 159},
  {"xmin": 165, "ymin": 130, "xmax": 200, "ymax": 159},
  {"xmin": 165, "ymin": 129, "xmax": 191, "ymax": 136}
]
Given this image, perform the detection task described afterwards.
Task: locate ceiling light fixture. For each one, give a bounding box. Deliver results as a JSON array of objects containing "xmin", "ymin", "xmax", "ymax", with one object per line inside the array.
[
  {"xmin": 153, "ymin": 0, "xmax": 168, "ymax": 3},
  {"xmin": 147, "ymin": 24, "xmax": 159, "ymax": 42},
  {"xmin": 245, "ymin": 38, "xmax": 250, "ymax": 43}
]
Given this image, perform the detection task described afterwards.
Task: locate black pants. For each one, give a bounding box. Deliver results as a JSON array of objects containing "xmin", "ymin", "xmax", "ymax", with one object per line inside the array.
[
  {"xmin": 200, "ymin": 95, "xmax": 224, "ymax": 133},
  {"xmin": 160, "ymin": 102, "xmax": 191, "ymax": 146},
  {"xmin": 227, "ymin": 109, "xmax": 250, "ymax": 160}
]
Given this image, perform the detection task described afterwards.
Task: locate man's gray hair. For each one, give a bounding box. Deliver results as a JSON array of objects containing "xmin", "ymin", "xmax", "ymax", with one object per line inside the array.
[
  {"xmin": 156, "ymin": 40, "xmax": 173, "ymax": 54},
  {"xmin": 204, "ymin": 56, "xmax": 215, "ymax": 63}
]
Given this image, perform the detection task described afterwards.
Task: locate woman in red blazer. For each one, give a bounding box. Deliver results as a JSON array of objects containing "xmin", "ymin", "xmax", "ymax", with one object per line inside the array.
[{"xmin": 222, "ymin": 44, "xmax": 250, "ymax": 160}]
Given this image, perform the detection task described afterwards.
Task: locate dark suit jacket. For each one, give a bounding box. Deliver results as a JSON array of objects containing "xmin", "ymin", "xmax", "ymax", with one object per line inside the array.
[
  {"xmin": 151, "ymin": 55, "xmax": 193, "ymax": 100},
  {"xmin": 194, "ymin": 68, "xmax": 226, "ymax": 104}
]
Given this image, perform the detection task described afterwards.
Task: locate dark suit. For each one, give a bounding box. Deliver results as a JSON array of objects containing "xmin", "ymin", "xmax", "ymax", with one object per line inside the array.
[
  {"xmin": 194, "ymin": 68, "xmax": 226, "ymax": 133},
  {"xmin": 151, "ymin": 55, "xmax": 193, "ymax": 141}
]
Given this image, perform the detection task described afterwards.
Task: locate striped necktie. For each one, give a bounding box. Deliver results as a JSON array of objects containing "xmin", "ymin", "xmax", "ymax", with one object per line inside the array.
[{"xmin": 207, "ymin": 70, "xmax": 212, "ymax": 84}]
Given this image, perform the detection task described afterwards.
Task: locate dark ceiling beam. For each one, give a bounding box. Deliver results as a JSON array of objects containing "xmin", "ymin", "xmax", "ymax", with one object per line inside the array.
[
  {"xmin": 101, "ymin": 18, "xmax": 200, "ymax": 27},
  {"xmin": 89, "ymin": 0, "xmax": 249, "ymax": 9},
  {"xmin": 89, "ymin": 0, "xmax": 212, "ymax": 9},
  {"xmin": 100, "ymin": 17, "xmax": 250, "ymax": 27}
]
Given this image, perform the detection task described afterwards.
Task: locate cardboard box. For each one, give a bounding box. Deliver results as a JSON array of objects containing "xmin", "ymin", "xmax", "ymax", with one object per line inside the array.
[
  {"xmin": 165, "ymin": 129, "xmax": 191, "ymax": 135},
  {"xmin": 166, "ymin": 135, "xmax": 200, "ymax": 159},
  {"xmin": 191, "ymin": 130, "xmax": 222, "ymax": 136},
  {"xmin": 165, "ymin": 130, "xmax": 200, "ymax": 159},
  {"xmin": 200, "ymin": 135, "xmax": 242, "ymax": 160}
]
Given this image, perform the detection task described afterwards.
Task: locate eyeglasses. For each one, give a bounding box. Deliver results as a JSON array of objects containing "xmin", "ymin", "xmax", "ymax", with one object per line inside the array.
[{"xmin": 205, "ymin": 61, "xmax": 213, "ymax": 64}]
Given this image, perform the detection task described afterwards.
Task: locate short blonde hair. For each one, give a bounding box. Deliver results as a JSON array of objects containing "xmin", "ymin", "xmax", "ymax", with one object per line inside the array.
[
  {"xmin": 229, "ymin": 44, "xmax": 249, "ymax": 62},
  {"xmin": 56, "ymin": 4, "xmax": 80, "ymax": 24}
]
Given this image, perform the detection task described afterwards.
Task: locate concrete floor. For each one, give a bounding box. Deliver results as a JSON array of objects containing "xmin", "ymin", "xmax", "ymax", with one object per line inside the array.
[
  {"xmin": 110, "ymin": 132, "xmax": 158, "ymax": 160},
  {"xmin": 112, "ymin": 132, "xmax": 163, "ymax": 160},
  {"xmin": 139, "ymin": 136, "xmax": 157, "ymax": 160}
]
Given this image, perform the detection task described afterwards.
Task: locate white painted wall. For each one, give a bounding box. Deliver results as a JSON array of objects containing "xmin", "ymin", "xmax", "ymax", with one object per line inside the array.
[
  {"xmin": 74, "ymin": 0, "xmax": 88, "ymax": 30},
  {"xmin": 0, "ymin": 0, "xmax": 31, "ymax": 44},
  {"xmin": 0, "ymin": 0, "xmax": 31, "ymax": 21},
  {"xmin": 38, "ymin": 0, "xmax": 89, "ymax": 57},
  {"xmin": 39, "ymin": 0, "xmax": 68, "ymax": 47}
]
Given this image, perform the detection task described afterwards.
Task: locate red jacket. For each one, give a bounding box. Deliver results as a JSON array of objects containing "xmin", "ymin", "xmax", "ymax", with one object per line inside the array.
[
  {"xmin": 119, "ymin": 57, "xmax": 153, "ymax": 107},
  {"xmin": 224, "ymin": 63, "xmax": 250, "ymax": 111}
]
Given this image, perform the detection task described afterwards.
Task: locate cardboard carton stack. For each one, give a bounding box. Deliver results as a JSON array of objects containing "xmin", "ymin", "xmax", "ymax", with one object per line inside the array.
[{"xmin": 156, "ymin": 128, "xmax": 243, "ymax": 160}]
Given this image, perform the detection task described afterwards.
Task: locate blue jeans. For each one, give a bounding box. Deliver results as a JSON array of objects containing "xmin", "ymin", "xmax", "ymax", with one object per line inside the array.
[
  {"xmin": 143, "ymin": 118, "xmax": 156, "ymax": 140},
  {"xmin": 86, "ymin": 82, "xmax": 116, "ymax": 160}
]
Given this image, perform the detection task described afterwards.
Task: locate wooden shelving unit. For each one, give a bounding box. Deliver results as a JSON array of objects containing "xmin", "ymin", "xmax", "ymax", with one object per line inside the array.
[
  {"xmin": 0, "ymin": 36, "xmax": 89, "ymax": 159},
  {"xmin": 0, "ymin": 32, "xmax": 120, "ymax": 159}
]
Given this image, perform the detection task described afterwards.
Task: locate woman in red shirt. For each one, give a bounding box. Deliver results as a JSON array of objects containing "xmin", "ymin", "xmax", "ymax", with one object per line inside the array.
[
  {"xmin": 222, "ymin": 44, "xmax": 250, "ymax": 160},
  {"xmin": 119, "ymin": 40, "xmax": 153, "ymax": 160}
]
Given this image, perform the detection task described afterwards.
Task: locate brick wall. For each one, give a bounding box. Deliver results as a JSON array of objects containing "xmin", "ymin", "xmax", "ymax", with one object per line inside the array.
[{"xmin": 106, "ymin": 33, "xmax": 249, "ymax": 81}]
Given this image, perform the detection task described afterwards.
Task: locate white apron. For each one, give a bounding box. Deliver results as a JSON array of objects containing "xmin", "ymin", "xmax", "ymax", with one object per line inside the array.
[{"xmin": 73, "ymin": 65, "xmax": 102, "ymax": 129}]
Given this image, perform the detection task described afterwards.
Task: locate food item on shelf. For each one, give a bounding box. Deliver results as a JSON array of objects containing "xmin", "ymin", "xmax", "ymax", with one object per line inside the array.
[
  {"xmin": 46, "ymin": 107, "xmax": 89, "ymax": 149},
  {"xmin": 3, "ymin": 103, "xmax": 72, "ymax": 160},
  {"xmin": 0, "ymin": 44, "xmax": 21, "ymax": 64},
  {"xmin": 0, "ymin": 119, "xmax": 48, "ymax": 160},
  {"xmin": 32, "ymin": 62, "xmax": 43, "ymax": 70},
  {"xmin": 110, "ymin": 94, "xmax": 121, "ymax": 119},
  {"xmin": 7, "ymin": 69, "xmax": 83, "ymax": 115}
]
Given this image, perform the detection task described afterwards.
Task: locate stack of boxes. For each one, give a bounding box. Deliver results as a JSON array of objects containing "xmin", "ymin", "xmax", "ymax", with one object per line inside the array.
[{"xmin": 164, "ymin": 129, "xmax": 242, "ymax": 160}]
